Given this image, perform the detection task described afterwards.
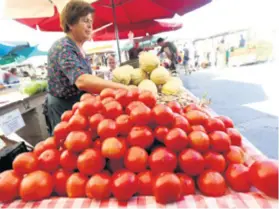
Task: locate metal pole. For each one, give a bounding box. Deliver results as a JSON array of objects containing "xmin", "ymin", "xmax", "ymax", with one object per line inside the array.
[{"xmin": 111, "ymin": 0, "xmax": 122, "ymax": 63}]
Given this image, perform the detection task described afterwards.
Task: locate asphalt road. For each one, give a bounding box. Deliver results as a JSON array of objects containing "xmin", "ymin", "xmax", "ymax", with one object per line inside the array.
[{"xmin": 180, "ymin": 62, "xmax": 278, "ymax": 159}]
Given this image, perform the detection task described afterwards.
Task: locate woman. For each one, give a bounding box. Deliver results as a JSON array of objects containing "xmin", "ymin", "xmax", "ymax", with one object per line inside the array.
[{"xmin": 44, "ymin": 0, "xmax": 127, "ymax": 135}]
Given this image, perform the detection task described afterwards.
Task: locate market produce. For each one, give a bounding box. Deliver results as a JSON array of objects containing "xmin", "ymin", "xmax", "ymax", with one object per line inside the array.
[
  {"xmin": 22, "ymin": 80, "xmax": 47, "ymax": 96},
  {"xmin": 139, "ymin": 51, "xmax": 160, "ymax": 73},
  {"xmin": 0, "ymin": 88, "xmax": 278, "ymax": 204},
  {"xmin": 112, "ymin": 65, "xmax": 133, "ymax": 85},
  {"xmin": 150, "ymin": 66, "xmax": 170, "ymax": 85},
  {"xmin": 130, "ymin": 68, "xmax": 147, "ymax": 85},
  {"xmin": 161, "ymin": 80, "xmax": 182, "ymax": 95},
  {"xmin": 138, "ymin": 79, "xmax": 158, "ymax": 94}
]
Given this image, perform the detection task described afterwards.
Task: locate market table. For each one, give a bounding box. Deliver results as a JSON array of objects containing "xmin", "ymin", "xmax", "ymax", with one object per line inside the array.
[{"xmin": 0, "ymin": 89, "xmax": 278, "ymax": 209}]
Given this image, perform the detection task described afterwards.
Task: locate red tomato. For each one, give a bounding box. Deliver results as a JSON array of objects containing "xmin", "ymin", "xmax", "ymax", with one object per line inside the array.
[
  {"xmin": 176, "ymin": 173, "xmax": 195, "ymax": 195},
  {"xmin": 197, "ymin": 170, "xmax": 227, "ymax": 197},
  {"xmin": 209, "ymin": 131, "xmax": 231, "ymax": 153},
  {"xmin": 167, "ymin": 101, "xmax": 182, "ymax": 113},
  {"xmin": 53, "ymin": 121, "xmax": 69, "ymax": 141},
  {"xmin": 249, "ymin": 159, "xmax": 278, "ymax": 198},
  {"xmin": 108, "ymin": 159, "xmax": 125, "ymax": 173},
  {"xmin": 225, "ymin": 164, "xmax": 250, "ymax": 192},
  {"xmin": 216, "ymin": 116, "xmax": 234, "ymax": 128},
  {"xmin": 61, "ymin": 110, "xmax": 74, "ymax": 122},
  {"xmin": 125, "ymin": 101, "xmax": 145, "ymax": 115},
  {"xmin": 100, "ymin": 88, "xmax": 116, "ymax": 99},
  {"xmin": 191, "ymin": 125, "xmax": 206, "ymax": 133},
  {"xmin": 92, "ymin": 138, "xmax": 102, "ymax": 150},
  {"xmin": 66, "ymin": 173, "xmax": 88, "ymax": 198},
  {"xmin": 64, "ymin": 131, "xmax": 92, "ymax": 153},
  {"xmin": 44, "ymin": 136, "xmax": 59, "ymax": 149},
  {"xmin": 80, "ymin": 93, "xmax": 93, "ymax": 101},
  {"xmin": 127, "ymin": 126, "xmax": 154, "ymax": 149},
  {"xmin": 183, "ymin": 103, "xmax": 202, "ymax": 113},
  {"xmin": 179, "ymin": 148, "xmax": 205, "ymax": 176},
  {"xmin": 115, "ymin": 89, "xmax": 134, "ymax": 107},
  {"xmin": 149, "ymin": 147, "xmax": 177, "ymax": 174},
  {"xmin": 188, "ymin": 131, "xmax": 210, "ymax": 153},
  {"xmin": 124, "ymin": 146, "xmax": 148, "ymax": 173},
  {"xmin": 97, "ymin": 119, "xmax": 118, "ymax": 139},
  {"xmin": 101, "ymin": 97, "xmax": 115, "ymax": 105},
  {"xmin": 38, "ymin": 149, "xmax": 60, "ymax": 172},
  {"xmin": 226, "ymin": 128, "xmax": 242, "ymax": 146},
  {"xmin": 137, "ymin": 171, "xmax": 153, "ymax": 196},
  {"xmin": 128, "ymin": 88, "xmax": 140, "ymax": 101},
  {"xmin": 79, "ymin": 98, "xmax": 98, "ymax": 116},
  {"xmin": 52, "ymin": 169, "xmax": 71, "ymax": 196},
  {"xmin": 89, "ymin": 113, "xmax": 105, "ymax": 131},
  {"xmin": 20, "ymin": 170, "xmax": 53, "ymax": 201},
  {"xmin": 68, "ymin": 114, "xmax": 89, "ymax": 131},
  {"xmin": 138, "ymin": 90, "xmax": 157, "ymax": 108},
  {"xmin": 111, "ymin": 170, "xmax": 138, "ymax": 201},
  {"xmin": 205, "ymin": 118, "xmax": 226, "ymax": 133},
  {"xmin": 86, "ymin": 173, "xmax": 111, "ymax": 200},
  {"xmin": 165, "ymin": 128, "xmax": 188, "ymax": 152},
  {"xmin": 173, "ymin": 114, "xmax": 192, "ymax": 134},
  {"xmin": 224, "ymin": 146, "xmax": 245, "ymax": 164},
  {"xmin": 153, "ymin": 172, "xmax": 182, "ymax": 204},
  {"xmin": 203, "ymin": 151, "xmax": 226, "ymax": 173},
  {"xmin": 101, "ymin": 137, "xmax": 127, "ymax": 159},
  {"xmin": 13, "ymin": 152, "xmax": 38, "ymax": 175},
  {"xmin": 103, "ymin": 101, "xmax": 123, "ymax": 119},
  {"xmin": 154, "ymin": 126, "xmax": 169, "ymax": 143},
  {"xmin": 72, "ymin": 102, "xmax": 80, "ymax": 113},
  {"xmin": 60, "ymin": 150, "xmax": 78, "ymax": 171},
  {"xmin": 116, "ymin": 114, "xmax": 132, "ymax": 136},
  {"xmin": 184, "ymin": 110, "xmax": 209, "ymax": 125},
  {"xmin": 130, "ymin": 105, "xmax": 152, "ymax": 126},
  {"xmin": 0, "ymin": 170, "xmax": 22, "ymax": 202},
  {"xmin": 151, "ymin": 104, "xmax": 174, "ymax": 126},
  {"xmin": 33, "ymin": 141, "xmax": 47, "ymax": 157},
  {"xmin": 77, "ymin": 148, "xmax": 105, "ymax": 175}
]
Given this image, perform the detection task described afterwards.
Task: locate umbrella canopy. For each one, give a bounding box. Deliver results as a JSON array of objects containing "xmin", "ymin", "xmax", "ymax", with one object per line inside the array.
[
  {"xmin": 93, "ymin": 20, "xmax": 182, "ymax": 41},
  {"xmin": 0, "ymin": 41, "xmax": 29, "ymax": 56}
]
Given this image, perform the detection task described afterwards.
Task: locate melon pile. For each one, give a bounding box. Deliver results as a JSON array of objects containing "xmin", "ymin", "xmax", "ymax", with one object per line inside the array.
[{"xmin": 0, "ymin": 88, "xmax": 278, "ymax": 204}]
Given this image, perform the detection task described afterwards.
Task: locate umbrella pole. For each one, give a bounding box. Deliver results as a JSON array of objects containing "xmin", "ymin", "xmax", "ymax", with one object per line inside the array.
[{"xmin": 111, "ymin": 0, "xmax": 121, "ymax": 63}]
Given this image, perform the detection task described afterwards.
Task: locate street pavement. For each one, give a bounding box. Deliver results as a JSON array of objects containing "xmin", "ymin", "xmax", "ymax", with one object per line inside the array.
[{"xmin": 180, "ymin": 62, "xmax": 278, "ymax": 159}]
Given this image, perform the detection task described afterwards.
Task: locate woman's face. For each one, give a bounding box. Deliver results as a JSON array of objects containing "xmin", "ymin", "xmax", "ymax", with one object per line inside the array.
[{"xmin": 70, "ymin": 13, "xmax": 93, "ymax": 42}]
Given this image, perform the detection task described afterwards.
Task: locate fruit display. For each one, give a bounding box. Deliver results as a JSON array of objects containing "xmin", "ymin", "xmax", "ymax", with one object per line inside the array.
[
  {"xmin": 0, "ymin": 88, "xmax": 278, "ymax": 205},
  {"xmin": 21, "ymin": 80, "xmax": 47, "ymax": 96}
]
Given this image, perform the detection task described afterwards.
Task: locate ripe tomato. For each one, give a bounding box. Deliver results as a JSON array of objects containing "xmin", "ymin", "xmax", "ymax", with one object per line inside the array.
[
  {"xmin": 52, "ymin": 169, "xmax": 71, "ymax": 196},
  {"xmin": 249, "ymin": 159, "xmax": 278, "ymax": 198},
  {"xmin": 33, "ymin": 141, "xmax": 47, "ymax": 156},
  {"xmin": 138, "ymin": 91, "xmax": 157, "ymax": 108},
  {"xmin": 38, "ymin": 149, "xmax": 60, "ymax": 172},
  {"xmin": 216, "ymin": 116, "xmax": 234, "ymax": 128},
  {"xmin": 209, "ymin": 131, "xmax": 231, "ymax": 153},
  {"xmin": 197, "ymin": 170, "xmax": 227, "ymax": 197},
  {"xmin": 61, "ymin": 110, "xmax": 74, "ymax": 122},
  {"xmin": 225, "ymin": 164, "xmax": 250, "ymax": 192},
  {"xmin": 116, "ymin": 114, "xmax": 132, "ymax": 136},
  {"xmin": 100, "ymin": 88, "xmax": 116, "ymax": 99},
  {"xmin": 184, "ymin": 110, "xmax": 209, "ymax": 125},
  {"xmin": 108, "ymin": 159, "xmax": 125, "ymax": 173},
  {"xmin": 128, "ymin": 88, "xmax": 140, "ymax": 101},
  {"xmin": 165, "ymin": 128, "xmax": 188, "ymax": 152},
  {"xmin": 173, "ymin": 114, "xmax": 192, "ymax": 133},
  {"xmin": 86, "ymin": 173, "xmax": 111, "ymax": 200},
  {"xmin": 188, "ymin": 131, "xmax": 210, "ymax": 153},
  {"xmin": 54, "ymin": 121, "xmax": 69, "ymax": 141},
  {"xmin": 60, "ymin": 150, "xmax": 77, "ymax": 171},
  {"xmin": 80, "ymin": 93, "xmax": 93, "ymax": 101},
  {"xmin": 97, "ymin": 119, "xmax": 118, "ymax": 139},
  {"xmin": 167, "ymin": 101, "xmax": 182, "ymax": 113},
  {"xmin": 103, "ymin": 101, "xmax": 123, "ymax": 119},
  {"xmin": 64, "ymin": 131, "xmax": 91, "ymax": 153},
  {"xmin": 115, "ymin": 89, "xmax": 134, "ymax": 107},
  {"xmin": 101, "ymin": 137, "xmax": 127, "ymax": 159},
  {"xmin": 111, "ymin": 170, "xmax": 137, "ymax": 201},
  {"xmin": 101, "ymin": 97, "xmax": 115, "ymax": 105},
  {"xmin": 226, "ymin": 128, "xmax": 242, "ymax": 146},
  {"xmin": 130, "ymin": 105, "xmax": 152, "ymax": 126},
  {"xmin": 125, "ymin": 101, "xmax": 145, "ymax": 115},
  {"xmin": 77, "ymin": 148, "xmax": 105, "ymax": 175},
  {"xmin": 20, "ymin": 170, "xmax": 53, "ymax": 201},
  {"xmin": 92, "ymin": 138, "xmax": 102, "ymax": 150},
  {"xmin": 124, "ymin": 146, "xmax": 148, "ymax": 173},
  {"xmin": 0, "ymin": 170, "xmax": 22, "ymax": 202},
  {"xmin": 224, "ymin": 146, "xmax": 245, "ymax": 164},
  {"xmin": 89, "ymin": 113, "xmax": 105, "ymax": 131},
  {"xmin": 203, "ymin": 151, "xmax": 226, "ymax": 173},
  {"xmin": 153, "ymin": 172, "xmax": 182, "ymax": 204},
  {"xmin": 205, "ymin": 118, "xmax": 226, "ymax": 133},
  {"xmin": 183, "ymin": 103, "xmax": 202, "ymax": 113},
  {"xmin": 13, "ymin": 152, "xmax": 38, "ymax": 175},
  {"xmin": 44, "ymin": 136, "xmax": 59, "ymax": 149},
  {"xmin": 72, "ymin": 102, "xmax": 80, "ymax": 113},
  {"xmin": 179, "ymin": 148, "xmax": 205, "ymax": 176},
  {"xmin": 66, "ymin": 173, "xmax": 88, "ymax": 198},
  {"xmin": 154, "ymin": 126, "xmax": 169, "ymax": 143},
  {"xmin": 137, "ymin": 171, "xmax": 153, "ymax": 196},
  {"xmin": 79, "ymin": 98, "xmax": 98, "ymax": 116},
  {"xmin": 127, "ymin": 126, "xmax": 154, "ymax": 149},
  {"xmin": 191, "ymin": 125, "xmax": 206, "ymax": 133},
  {"xmin": 68, "ymin": 114, "xmax": 88, "ymax": 131},
  {"xmin": 176, "ymin": 173, "xmax": 195, "ymax": 195},
  {"xmin": 149, "ymin": 147, "xmax": 177, "ymax": 174},
  {"xmin": 151, "ymin": 104, "xmax": 174, "ymax": 126}
]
